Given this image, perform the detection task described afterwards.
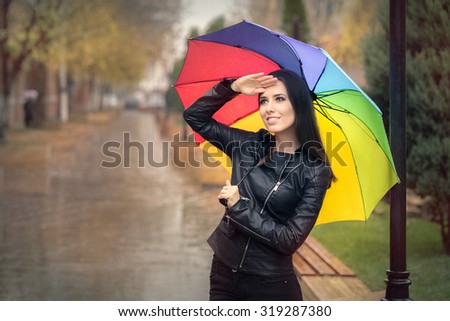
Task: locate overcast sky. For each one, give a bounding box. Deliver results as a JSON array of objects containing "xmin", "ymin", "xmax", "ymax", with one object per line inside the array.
[
  {"xmin": 167, "ymin": 0, "xmax": 238, "ymax": 60},
  {"xmin": 181, "ymin": 0, "xmax": 234, "ymax": 32}
]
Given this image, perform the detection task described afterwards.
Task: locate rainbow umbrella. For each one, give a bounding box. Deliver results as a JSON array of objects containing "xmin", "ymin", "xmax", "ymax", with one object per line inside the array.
[{"xmin": 175, "ymin": 21, "xmax": 399, "ymax": 224}]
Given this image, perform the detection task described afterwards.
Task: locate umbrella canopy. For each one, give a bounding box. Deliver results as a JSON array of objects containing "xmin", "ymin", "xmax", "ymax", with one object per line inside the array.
[{"xmin": 175, "ymin": 20, "xmax": 399, "ymax": 225}]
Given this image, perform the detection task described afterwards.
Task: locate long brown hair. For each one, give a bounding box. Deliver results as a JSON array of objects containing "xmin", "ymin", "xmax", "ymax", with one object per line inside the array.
[{"xmin": 268, "ymin": 69, "xmax": 336, "ymax": 182}]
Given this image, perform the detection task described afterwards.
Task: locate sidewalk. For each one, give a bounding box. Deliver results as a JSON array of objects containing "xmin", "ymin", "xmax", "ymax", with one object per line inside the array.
[
  {"xmin": 0, "ymin": 110, "xmax": 119, "ymax": 169},
  {"xmin": 0, "ymin": 110, "xmax": 120, "ymax": 195}
]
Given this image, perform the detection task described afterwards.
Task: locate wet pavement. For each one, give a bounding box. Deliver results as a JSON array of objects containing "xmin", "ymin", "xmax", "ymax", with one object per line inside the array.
[{"xmin": 0, "ymin": 110, "xmax": 224, "ymax": 300}]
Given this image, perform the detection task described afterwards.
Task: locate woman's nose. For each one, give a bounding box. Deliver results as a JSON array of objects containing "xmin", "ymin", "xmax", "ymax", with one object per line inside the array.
[{"xmin": 266, "ymin": 100, "xmax": 275, "ymax": 113}]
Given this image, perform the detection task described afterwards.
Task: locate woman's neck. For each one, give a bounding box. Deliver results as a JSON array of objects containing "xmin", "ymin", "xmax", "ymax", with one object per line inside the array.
[{"xmin": 274, "ymin": 133, "xmax": 300, "ymax": 154}]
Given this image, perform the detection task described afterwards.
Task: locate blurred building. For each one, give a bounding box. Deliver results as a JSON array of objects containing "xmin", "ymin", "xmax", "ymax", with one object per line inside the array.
[{"xmin": 138, "ymin": 60, "xmax": 169, "ymax": 109}]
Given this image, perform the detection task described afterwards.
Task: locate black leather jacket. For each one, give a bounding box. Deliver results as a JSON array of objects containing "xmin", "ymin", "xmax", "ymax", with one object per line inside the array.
[{"xmin": 183, "ymin": 80, "xmax": 332, "ymax": 277}]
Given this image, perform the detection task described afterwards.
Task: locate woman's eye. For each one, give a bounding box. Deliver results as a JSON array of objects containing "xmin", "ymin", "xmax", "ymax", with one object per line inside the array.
[
  {"xmin": 259, "ymin": 99, "xmax": 267, "ymax": 105},
  {"xmin": 276, "ymin": 97, "xmax": 285, "ymax": 102}
]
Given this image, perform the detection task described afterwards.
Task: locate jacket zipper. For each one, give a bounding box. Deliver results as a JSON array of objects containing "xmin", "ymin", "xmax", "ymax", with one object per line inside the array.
[
  {"xmin": 226, "ymin": 214, "xmax": 271, "ymax": 243},
  {"xmin": 259, "ymin": 181, "xmax": 281, "ymax": 214},
  {"xmin": 233, "ymin": 154, "xmax": 303, "ymax": 271},
  {"xmin": 239, "ymin": 237, "xmax": 251, "ymax": 268},
  {"xmin": 259, "ymin": 155, "xmax": 294, "ymax": 215}
]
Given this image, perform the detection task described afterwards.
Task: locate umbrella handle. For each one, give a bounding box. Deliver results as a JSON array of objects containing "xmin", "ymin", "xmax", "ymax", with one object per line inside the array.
[{"xmin": 219, "ymin": 198, "xmax": 228, "ymax": 207}]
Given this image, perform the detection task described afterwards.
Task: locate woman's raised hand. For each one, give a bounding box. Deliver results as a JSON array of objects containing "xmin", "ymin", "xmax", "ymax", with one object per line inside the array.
[{"xmin": 231, "ymin": 72, "xmax": 277, "ymax": 96}]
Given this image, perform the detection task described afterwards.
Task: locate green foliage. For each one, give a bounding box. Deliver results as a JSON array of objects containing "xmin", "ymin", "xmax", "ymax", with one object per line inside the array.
[
  {"xmin": 282, "ymin": 0, "xmax": 310, "ymax": 42},
  {"xmin": 204, "ymin": 16, "xmax": 226, "ymax": 34},
  {"xmin": 1, "ymin": 0, "xmax": 182, "ymax": 86},
  {"xmin": 312, "ymin": 205, "xmax": 450, "ymax": 300},
  {"xmin": 188, "ymin": 27, "xmax": 200, "ymax": 39},
  {"xmin": 59, "ymin": 2, "xmax": 149, "ymax": 84},
  {"xmin": 325, "ymin": 0, "xmax": 381, "ymax": 66},
  {"xmin": 409, "ymin": 137, "xmax": 450, "ymax": 253},
  {"xmin": 362, "ymin": 0, "xmax": 450, "ymax": 254},
  {"xmin": 361, "ymin": 1, "xmax": 389, "ymax": 127},
  {"xmin": 1, "ymin": 0, "xmax": 63, "ymax": 76}
]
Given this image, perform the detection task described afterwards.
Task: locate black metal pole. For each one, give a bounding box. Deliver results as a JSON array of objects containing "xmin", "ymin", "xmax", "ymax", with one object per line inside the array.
[{"xmin": 384, "ymin": 0, "xmax": 411, "ymax": 300}]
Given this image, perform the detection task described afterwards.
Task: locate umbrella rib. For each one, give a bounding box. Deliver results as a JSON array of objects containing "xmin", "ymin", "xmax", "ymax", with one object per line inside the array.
[
  {"xmin": 314, "ymin": 97, "xmax": 351, "ymax": 126},
  {"xmin": 316, "ymin": 90, "xmax": 347, "ymax": 99},
  {"xmin": 316, "ymin": 98, "xmax": 379, "ymax": 143},
  {"xmin": 175, "ymin": 77, "xmax": 234, "ymax": 87},
  {"xmin": 347, "ymin": 114, "xmax": 378, "ymax": 142},
  {"xmin": 314, "ymin": 101, "xmax": 340, "ymax": 128},
  {"xmin": 315, "ymin": 97, "xmax": 347, "ymax": 114},
  {"xmin": 278, "ymin": 36, "xmax": 305, "ymax": 77}
]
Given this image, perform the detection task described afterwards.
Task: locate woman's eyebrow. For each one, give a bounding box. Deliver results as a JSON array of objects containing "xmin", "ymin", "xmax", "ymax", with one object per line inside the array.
[{"xmin": 260, "ymin": 93, "xmax": 286, "ymax": 99}]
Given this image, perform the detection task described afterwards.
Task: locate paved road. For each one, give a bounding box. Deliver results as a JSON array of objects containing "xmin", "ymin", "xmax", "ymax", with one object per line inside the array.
[{"xmin": 0, "ymin": 110, "xmax": 224, "ymax": 300}]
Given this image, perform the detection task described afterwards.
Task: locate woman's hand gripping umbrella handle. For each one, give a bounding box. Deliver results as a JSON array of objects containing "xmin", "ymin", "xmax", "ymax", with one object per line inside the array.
[{"xmin": 218, "ymin": 180, "xmax": 240, "ymax": 208}]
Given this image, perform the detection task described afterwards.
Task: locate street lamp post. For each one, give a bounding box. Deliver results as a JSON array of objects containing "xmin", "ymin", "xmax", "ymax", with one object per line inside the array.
[{"xmin": 384, "ymin": 0, "xmax": 411, "ymax": 300}]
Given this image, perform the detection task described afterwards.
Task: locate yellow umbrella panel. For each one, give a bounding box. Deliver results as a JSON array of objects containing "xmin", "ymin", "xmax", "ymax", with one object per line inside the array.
[{"xmin": 197, "ymin": 106, "xmax": 398, "ymax": 225}]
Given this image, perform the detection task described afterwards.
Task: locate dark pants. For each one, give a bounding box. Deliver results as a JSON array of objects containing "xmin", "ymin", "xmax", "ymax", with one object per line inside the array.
[{"xmin": 209, "ymin": 255, "xmax": 303, "ymax": 301}]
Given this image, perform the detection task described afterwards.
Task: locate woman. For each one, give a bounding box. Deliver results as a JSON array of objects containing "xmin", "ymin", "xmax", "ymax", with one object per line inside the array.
[{"xmin": 183, "ymin": 70, "xmax": 334, "ymax": 301}]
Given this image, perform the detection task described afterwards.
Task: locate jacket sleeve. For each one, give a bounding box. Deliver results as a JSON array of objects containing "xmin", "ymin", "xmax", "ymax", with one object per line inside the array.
[
  {"xmin": 183, "ymin": 79, "xmax": 255, "ymax": 157},
  {"xmin": 225, "ymin": 165, "xmax": 332, "ymax": 256}
]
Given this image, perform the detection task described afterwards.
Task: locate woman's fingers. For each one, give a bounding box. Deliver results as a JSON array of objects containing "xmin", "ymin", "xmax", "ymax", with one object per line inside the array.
[
  {"xmin": 218, "ymin": 182, "xmax": 240, "ymax": 207},
  {"xmin": 250, "ymin": 72, "xmax": 265, "ymax": 78},
  {"xmin": 260, "ymin": 76, "xmax": 277, "ymax": 86},
  {"xmin": 235, "ymin": 73, "xmax": 277, "ymax": 96},
  {"xmin": 254, "ymin": 75, "xmax": 277, "ymax": 89},
  {"xmin": 218, "ymin": 186, "xmax": 236, "ymax": 198}
]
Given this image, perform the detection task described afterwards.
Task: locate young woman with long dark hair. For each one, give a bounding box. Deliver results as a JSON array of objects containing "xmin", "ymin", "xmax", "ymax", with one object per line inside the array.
[{"xmin": 184, "ymin": 69, "xmax": 334, "ymax": 301}]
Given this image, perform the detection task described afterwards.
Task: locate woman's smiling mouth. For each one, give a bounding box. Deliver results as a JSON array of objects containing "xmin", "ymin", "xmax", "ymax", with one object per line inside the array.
[{"xmin": 266, "ymin": 116, "xmax": 280, "ymax": 124}]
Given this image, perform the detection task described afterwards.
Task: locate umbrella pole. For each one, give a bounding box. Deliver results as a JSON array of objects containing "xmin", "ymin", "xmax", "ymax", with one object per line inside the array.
[{"xmin": 384, "ymin": 0, "xmax": 411, "ymax": 300}]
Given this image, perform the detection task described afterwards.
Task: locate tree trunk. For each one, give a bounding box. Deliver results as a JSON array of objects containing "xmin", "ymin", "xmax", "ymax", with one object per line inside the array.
[
  {"xmin": 0, "ymin": 1, "xmax": 9, "ymax": 143},
  {"xmin": 58, "ymin": 61, "xmax": 69, "ymax": 122},
  {"xmin": 0, "ymin": 94, "xmax": 7, "ymax": 142}
]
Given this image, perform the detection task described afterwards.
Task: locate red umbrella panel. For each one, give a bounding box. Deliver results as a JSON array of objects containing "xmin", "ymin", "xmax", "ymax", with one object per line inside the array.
[{"xmin": 175, "ymin": 40, "xmax": 280, "ymax": 144}]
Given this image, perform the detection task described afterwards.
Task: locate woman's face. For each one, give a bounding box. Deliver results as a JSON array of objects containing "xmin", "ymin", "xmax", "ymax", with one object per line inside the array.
[{"xmin": 259, "ymin": 79, "xmax": 296, "ymax": 137}]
